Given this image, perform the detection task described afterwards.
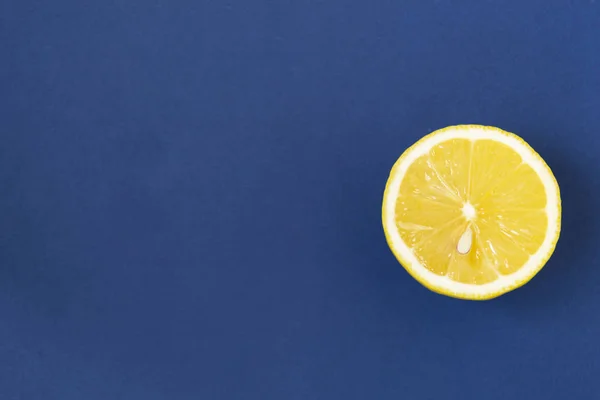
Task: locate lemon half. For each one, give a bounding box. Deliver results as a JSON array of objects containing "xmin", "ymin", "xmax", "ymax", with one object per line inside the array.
[{"xmin": 382, "ymin": 125, "xmax": 561, "ymax": 300}]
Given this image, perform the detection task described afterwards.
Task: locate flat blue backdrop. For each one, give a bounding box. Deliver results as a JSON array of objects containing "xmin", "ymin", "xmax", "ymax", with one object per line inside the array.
[{"xmin": 1, "ymin": 1, "xmax": 599, "ymax": 399}]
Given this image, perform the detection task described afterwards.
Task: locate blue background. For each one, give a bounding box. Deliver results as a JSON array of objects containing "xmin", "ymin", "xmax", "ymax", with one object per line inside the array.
[{"xmin": 1, "ymin": 1, "xmax": 599, "ymax": 399}]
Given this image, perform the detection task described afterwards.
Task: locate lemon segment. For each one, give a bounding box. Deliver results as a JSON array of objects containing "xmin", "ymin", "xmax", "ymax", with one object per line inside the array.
[{"xmin": 382, "ymin": 125, "xmax": 561, "ymax": 300}]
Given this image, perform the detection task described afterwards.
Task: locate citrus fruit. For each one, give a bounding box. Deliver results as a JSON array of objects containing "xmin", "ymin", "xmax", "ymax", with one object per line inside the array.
[{"xmin": 382, "ymin": 125, "xmax": 561, "ymax": 300}]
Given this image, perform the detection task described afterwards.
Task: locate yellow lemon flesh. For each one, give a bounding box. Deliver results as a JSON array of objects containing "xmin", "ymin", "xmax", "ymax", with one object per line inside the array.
[{"xmin": 382, "ymin": 125, "xmax": 561, "ymax": 300}]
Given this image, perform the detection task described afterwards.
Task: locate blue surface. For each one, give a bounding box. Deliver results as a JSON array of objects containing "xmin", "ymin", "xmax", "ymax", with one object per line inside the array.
[{"xmin": 1, "ymin": 1, "xmax": 599, "ymax": 399}]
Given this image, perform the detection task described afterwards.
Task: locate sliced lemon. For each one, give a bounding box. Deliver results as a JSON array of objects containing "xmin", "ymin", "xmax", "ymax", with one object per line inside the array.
[{"xmin": 382, "ymin": 125, "xmax": 561, "ymax": 300}]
